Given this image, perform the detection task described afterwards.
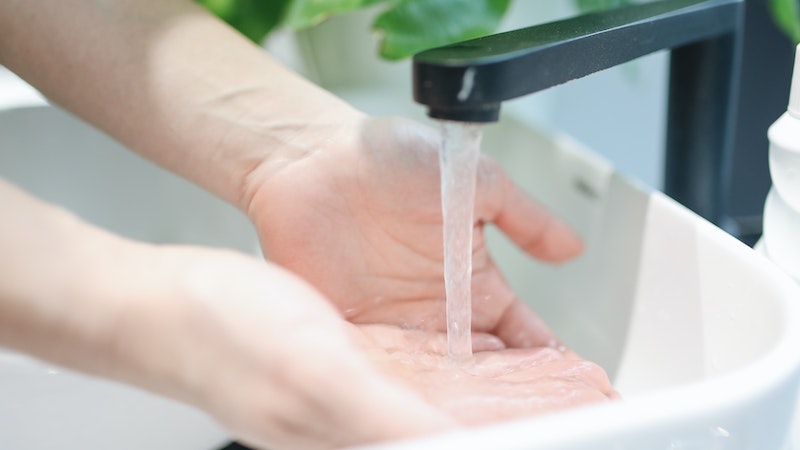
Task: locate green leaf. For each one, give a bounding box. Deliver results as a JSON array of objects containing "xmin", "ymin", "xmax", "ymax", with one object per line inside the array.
[
  {"xmin": 285, "ymin": 0, "xmax": 390, "ymax": 29},
  {"xmin": 196, "ymin": 0, "xmax": 291, "ymax": 44},
  {"xmin": 373, "ymin": 0, "xmax": 511, "ymax": 61},
  {"xmin": 769, "ymin": 0, "xmax": 800, "ymax": 45}
]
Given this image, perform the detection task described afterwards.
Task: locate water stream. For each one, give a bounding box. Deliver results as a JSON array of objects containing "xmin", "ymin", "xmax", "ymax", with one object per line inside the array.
[{"xmin": 439, "ymin": 120, "xmax": 484, "ymax": 360}]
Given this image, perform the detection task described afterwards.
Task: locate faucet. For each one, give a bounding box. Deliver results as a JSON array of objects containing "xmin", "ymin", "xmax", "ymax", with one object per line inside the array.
[{"xmin": 413, "ymin": 0, "xmax": 744, "ymax": 228}]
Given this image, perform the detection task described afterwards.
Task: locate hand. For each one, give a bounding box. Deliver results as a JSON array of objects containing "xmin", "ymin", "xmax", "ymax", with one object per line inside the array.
[
  {"xmin": 1, "ymin": 179, "xmax": 455, "ymax": 450},
  {"xmin": 104, "ymin": 245, "xmax": 614, "ymax": 449},
  {"xmin": 355, "ymin": 325, "xmax": 619, "ymax": 426},
  {"xmin": 104, "ymin": 245, "xmax": 457, "ymax": 450},
  {"xmin": 246, "ymin": 116, "xmax": 584, "ymax": 348}
]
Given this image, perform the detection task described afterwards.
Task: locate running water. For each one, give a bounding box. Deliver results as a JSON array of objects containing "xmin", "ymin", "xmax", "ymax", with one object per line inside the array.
[{"xmin": 439, "ymin": 120, "xmax": 483, "ymax": 360}]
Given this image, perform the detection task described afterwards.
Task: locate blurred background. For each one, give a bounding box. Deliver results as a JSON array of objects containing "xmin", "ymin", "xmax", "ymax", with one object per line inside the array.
[{"xmin": 1, "ymin": 0, "xmax": 797, "ymax": 245}]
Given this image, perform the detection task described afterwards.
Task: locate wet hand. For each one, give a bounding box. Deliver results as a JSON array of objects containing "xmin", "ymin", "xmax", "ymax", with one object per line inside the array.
[
  {"xmin": 115, "ymin": 247, "xmax": 612, "ymax": 449},
  {"xmin": 0, "ymin": 180, "xmax": 455, "ymax": 450},
  {"xmin": 112, "ymin": 246, "xmax": 456, "ymax": 450},
  {"xmin": 355, "ymin": 324, "xmax": 619, "ymax": 426},
  {"xmin": 246, "ymin": 116, "xmax": 584, "ymax": 348}
]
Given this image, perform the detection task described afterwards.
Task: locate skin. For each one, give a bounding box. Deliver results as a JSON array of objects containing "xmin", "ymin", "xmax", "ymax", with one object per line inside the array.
[
  {"xmin": 0, "ymin": 1, "xmax": 618, "ymax": 449},
  {"xmin": 0, "ymin": 180, "xmax": 454, "ymax": 449},
  {"xmin": 0, "ymin": 180, "xmax": 615, "ymax": 450},
  {"xmin": 249, "ymin": 116, "xmax": 584, "ymax": 347}
]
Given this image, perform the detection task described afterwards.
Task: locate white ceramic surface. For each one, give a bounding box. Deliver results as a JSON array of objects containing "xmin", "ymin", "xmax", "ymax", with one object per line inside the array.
[{"xmin": 2, "ymin": 102, "xmax": 800, "ymax": 450}]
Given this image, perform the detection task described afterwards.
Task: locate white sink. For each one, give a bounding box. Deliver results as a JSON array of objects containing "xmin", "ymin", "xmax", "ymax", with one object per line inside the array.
[{"xmin": 2, "ymin": 101, "xmax": 800, "ymax": 450}]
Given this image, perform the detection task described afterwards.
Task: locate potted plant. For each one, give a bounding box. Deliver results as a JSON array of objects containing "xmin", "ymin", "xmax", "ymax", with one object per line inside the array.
[{"xmin": 197, "ymin": 0, "xmax": 800, "ymax": 59}]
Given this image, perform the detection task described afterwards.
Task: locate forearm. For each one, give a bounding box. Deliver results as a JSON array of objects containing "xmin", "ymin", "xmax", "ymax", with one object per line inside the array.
[
  {"xmin": 0, "ymin": 180, "xmax": 248, "ymax": 404},
  {"xmin": 0, "ymin": 179, "xmax": 208, "ymax": 404},
  {"xmin": 0, "ymin": 181, "xmax": 453, "ymax": 447},
  {"xmin": 0, "ymin": 180, "xmax": 135, "ymax": 376},
  {"xmin": 0, "ymin": 0, "xmax": 364, "ymax": 209}
]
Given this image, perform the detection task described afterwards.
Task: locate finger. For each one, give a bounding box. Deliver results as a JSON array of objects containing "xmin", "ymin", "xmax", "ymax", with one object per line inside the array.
[
  {"xmin": 479, "ymin": 158, "xmax": 583, "ymax": 263},
  {"xmin": 467, "ymin": 347, "xmax": 567, "ymax": 377},
  {"xmin": 468, "ymin": 350, "xmax": 618, "ymax": 401},
  {"xmin": 354, "ymin": 324, "xmax": 505, "ymax": 354},
  {"xmin": 472, "ymin": 332, "xmax": 506, "ymax": 352},
  {"xmin": 491, "ymin": 298, "xmax": 563, "ymax": 349},
  {"xmin": 408, "ymin": 331, "xmax": 506, "ymax": 354},
  {"xmin": 470, "ymin": 261, "xmax": 564, "ymax": 350},
  {"xmin": 437, "ymin": 377, "xmax": 612, "ymax": 427}
]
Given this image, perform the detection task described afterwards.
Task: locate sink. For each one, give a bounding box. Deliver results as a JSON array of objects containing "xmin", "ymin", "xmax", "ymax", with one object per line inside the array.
[{"xmin": 2, "ymin": 101, "xmax": 800, "ymax": 450}]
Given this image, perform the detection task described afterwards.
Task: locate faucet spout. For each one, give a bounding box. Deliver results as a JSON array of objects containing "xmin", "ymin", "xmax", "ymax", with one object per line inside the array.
[
  {"xmin": 413, "ymin": 0, "xmax": 741, "ymax": 123},
  {"xmin": 412, "ymin": 0, "xmax": 744, "ymax": 227}
]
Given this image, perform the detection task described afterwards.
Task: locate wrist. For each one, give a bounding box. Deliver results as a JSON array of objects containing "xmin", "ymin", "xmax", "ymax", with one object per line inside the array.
[{"xmin": 228, "ymin": 89, "xmax": 367, "ymax": 214}]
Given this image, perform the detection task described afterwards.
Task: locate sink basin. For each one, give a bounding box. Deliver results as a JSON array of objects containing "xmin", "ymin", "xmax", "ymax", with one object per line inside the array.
[{"xmin": 2, "ymin": 100, "xmax": 800, "ymax": 450}]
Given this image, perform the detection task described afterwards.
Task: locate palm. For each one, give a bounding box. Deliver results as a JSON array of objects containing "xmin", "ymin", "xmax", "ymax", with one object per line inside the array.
[
  {"xmin": 248, "ymin": 117, "xmax": 582, "ymax": 348},
  {"xmin": 354, "ymin": 324, "xmax": 617, "ymax": 425}
]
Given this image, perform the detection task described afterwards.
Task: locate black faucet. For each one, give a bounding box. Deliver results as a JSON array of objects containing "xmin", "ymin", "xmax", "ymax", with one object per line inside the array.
[{"xmin": 413, "ymin": 0, "xmax": 744, "ymax": 228}]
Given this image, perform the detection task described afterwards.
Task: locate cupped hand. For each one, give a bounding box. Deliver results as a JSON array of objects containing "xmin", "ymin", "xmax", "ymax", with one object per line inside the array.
[
  {"xmin": 114, "ymin": 245, "xmax": 613, "ymax": 450},
  {"xmin": 354, "ymin": 324, "xmax": 618, "ymax": 427},
  {"xmin": 246, "ymin": 116, "xmax": 584, "ymax": 348},
  {"xmin": 112, "ymin": 244, "xmax": 454, "ymax": 450}
]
